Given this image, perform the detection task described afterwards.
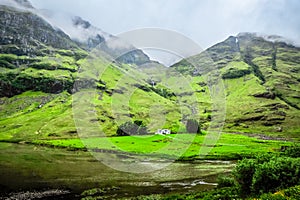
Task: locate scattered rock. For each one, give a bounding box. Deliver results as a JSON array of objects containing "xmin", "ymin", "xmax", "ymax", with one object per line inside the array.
[
  {"xmin": 197, "ymin": 82, "xmax": 207, "ymax": 87},
  {"xmin": 273, "ymin": 111, "xmax": 287, "ymax": 116},
  {"xmin": 253, "ymin": 91, "xmax": 276, "ymax": 99},
  {"xmin": 196, "ymin": 89, "xmax": 206, "ymax": 93},
  {"xmin": 267, "ymin": 116, "xmax": 285, "ymax": 121},
  {"xmin": 275, "ymin": 126, "xmax": 283, "ymax": 132},
  {"xmin": 68, "ymin": 130, "xmax": 77, "ymax": 134},
  {"xmin": 262, "ymin": 121, "xmax": 283, "ymax": 126},
  {"xmin": 90, "ymin": 118, "xmax": 100, "ymax": 122},
  {"xmin": 113, "ymin": 89, "xmax": 124, "ymax": 94},
  {"xmin": 235, "ymin": 114, "xmax": 266, "ymax": 122},
  {"xmin": 264, "ymin": 103, "xmax": 289, "ymax": 110},
  {"xmin": 3, "ymin": 189, "xmax": 71, "ymax": 200}
]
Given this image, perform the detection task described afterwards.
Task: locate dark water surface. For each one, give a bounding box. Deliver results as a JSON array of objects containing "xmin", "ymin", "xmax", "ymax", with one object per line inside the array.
[{"xmin": 0, "ymin": 143, "xmax": 235, "ymax": 199}]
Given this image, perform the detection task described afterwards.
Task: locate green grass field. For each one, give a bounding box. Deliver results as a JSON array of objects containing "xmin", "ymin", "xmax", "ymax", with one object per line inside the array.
[{"xmin": 31, "ymin": 133, "xmax": 293, "ymax": 160}]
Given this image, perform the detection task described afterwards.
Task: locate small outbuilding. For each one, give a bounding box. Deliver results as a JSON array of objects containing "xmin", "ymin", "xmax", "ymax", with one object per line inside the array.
[{"xmin": 155, "ymin": 129, "xmax": 171, "ymax": 135}]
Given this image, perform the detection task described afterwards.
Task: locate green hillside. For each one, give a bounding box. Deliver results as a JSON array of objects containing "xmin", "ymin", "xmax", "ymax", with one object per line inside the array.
[
  {"xmin": 0, "ymin": 50, "xmax": 185, "ymax": 141},
  {"xmin": 1, "ymin": 4, "xmax": 300, "ymax": 144},
  {"xmin": 0, "ymin": 5, "xmax": 185, "ymax": 142},
  {"xmin": 172, "ymin": 33, "xmax": 300, "ymax": 139}
]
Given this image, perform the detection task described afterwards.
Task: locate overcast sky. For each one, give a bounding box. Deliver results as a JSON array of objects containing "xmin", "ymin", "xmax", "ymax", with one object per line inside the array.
[{"xmin": 30, "ymin": 0, "xmax": 300, "ymax": 50}]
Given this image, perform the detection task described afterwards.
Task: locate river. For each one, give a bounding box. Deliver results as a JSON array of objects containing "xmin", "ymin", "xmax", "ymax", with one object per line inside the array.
[{"xmin": 0, "ymin": 142, "xmax": 235, "ymax": 199}]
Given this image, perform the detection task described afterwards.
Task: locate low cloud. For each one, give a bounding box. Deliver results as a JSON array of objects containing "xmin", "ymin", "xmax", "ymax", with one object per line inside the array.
[{"xmin": 30, "ymin": 0, "xmax": 300, "ymax": 49}]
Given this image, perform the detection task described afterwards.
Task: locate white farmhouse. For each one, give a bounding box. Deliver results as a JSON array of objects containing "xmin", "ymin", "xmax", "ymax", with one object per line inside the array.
[{"xmin": 155, "ymin": 129, "xmax": 171, "ymax": 135}]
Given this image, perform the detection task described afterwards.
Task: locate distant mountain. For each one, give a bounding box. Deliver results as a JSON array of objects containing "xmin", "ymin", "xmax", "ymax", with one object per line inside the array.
[
  {"xmin": 1, "ymin": 0, "xmax": 150, "ymax": 64},
  {"xmin": 36, "ymin": 6, "xmax": 150, "ymax": 65},
  {"xmin": 172, "ymin": 32, "xmax": 300, "ymax": 136},
  {"xmin": 37, "ymin": 9, "xmax": 110, "ymax": 49}
]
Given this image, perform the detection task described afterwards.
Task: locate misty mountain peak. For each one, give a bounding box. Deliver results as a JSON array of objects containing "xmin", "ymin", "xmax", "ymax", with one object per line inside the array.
[
  {"xmin": 222, "ymin": 35, "xmax": 239, "ymax": 48},
  {"xmin": 237, "ymin": 32, "xmax": 296, "ymax": 47},
  {"xmin": 13, "ymin": 0, "xmax": 33, "ymax": 8},
  {"xmin": 72, "ymin": 16, "xmax": 91, "ymax": 29}
]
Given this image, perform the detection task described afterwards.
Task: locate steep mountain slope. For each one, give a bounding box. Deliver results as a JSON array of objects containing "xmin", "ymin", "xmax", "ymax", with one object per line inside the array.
[
  {"xmin": 0, "ymin": 2, "xmax": 182, "ymax": 141},
  {"xmin": 0, "ymin": 5, "xmax": 87, "ymax": 97},
  {"xmin": 0, "ymin": 6, "xmax": 80, "ymax": 56},
  {"xmin": 2, "ymin": 0, "xmax": 150, "ymax": 65},
  {"xmin": 0, "ymin": 0, "xmax": 150, "ymax": 98},
  {"xmin": 172, "ymin": 33, "xmax": 300, "ymax": 137}
]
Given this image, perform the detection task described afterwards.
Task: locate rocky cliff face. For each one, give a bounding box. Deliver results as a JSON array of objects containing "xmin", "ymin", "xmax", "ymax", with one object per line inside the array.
[
  {"xmin": 0, "ymin": 5, "xmax": 80, "ymax": 56},
  {"xmin": 0, "ymin": 3, "xmax": 86, "ymax": 97},
  {"xmin": 70, "ymin": 16, "xmax": 107, "ymax": 49}
]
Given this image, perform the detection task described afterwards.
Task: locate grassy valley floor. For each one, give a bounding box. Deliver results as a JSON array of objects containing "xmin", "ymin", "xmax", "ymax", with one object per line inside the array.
[{"xmin": 29, "ymin": 132, "xmax": 293, "ymax": 161}]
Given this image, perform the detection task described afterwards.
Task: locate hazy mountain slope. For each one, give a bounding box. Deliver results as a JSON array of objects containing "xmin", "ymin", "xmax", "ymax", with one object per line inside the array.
[
  {"xmin": 0, "ymin": 5, "xmax": 88, "ymax": 97},
  {"xmin": 172, "ymin": 33, "xmax": 300, "ymax": 137},
  {"xmin": 0, "ymin": 3, "xmax": 183, "ymax": 141},
  {"xmin": 37, "ymin": 7, "xmax": 150, "ymax": 65},
  {"xmin": 0, "ymin": 1, "xmax": 150, "ymax": 98},
  {"xmin": 2, "ymin": 0, "xmax": 150, "ymax": 65},
  {"xmin": 0, "ymin": 6, "xmax": 80, "ymax": 56}
]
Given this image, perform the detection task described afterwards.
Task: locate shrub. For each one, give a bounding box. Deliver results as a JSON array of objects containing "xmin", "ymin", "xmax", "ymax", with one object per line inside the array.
[
  {"xmin": 0, "ymin": 59, "xmax": 16, "ymax": 69},
  {"xmin": 116, "ymin": 121, "xmax": 148, "ymax": 136},
  {"xmin": 186, "ymin": 119, "xmax": 201, "ymax": 134},
  {"xmin": 0, "ymin": 54, "xmax": 17, "ymax": 62},
  {"xmin": 233, "ymin": 158, "xmax": 256, "ymax": 195},
  {"xmin": 251, "ymin": 157, "xmax": 300, "ymax": 194},
  {"xmin": 217, "ymin": 175, "xmax": 236, "ymax": 188},
  {"xmin": 281, "ymin": 144, "xmax": 300, "ymax": 158},
  {"xmin": 198, "ymin": 187, "xmax": 239, "ymax": 200},
  {"xmin": 150, "ymin": 86, "xmax": 176, "ymax": 99},
  {"xmin": 233, "ymin": 154, "xmax": 300, "ymax": 196},
  {"xmin": 116, "ymin": 121, "xmax": 136, "ymax": 136},
  {"xmin": 30, "ymin": 61, "xmax": 58, "ymax": 70},
  {"xmin": 259, "ymin": 193, "xmax": 287, "ymax": 200},
  {"xmin": 137, "ymin": 126, "xmax": 148, "ymax": 135},
  {"xmin": 283, "ymin": 185, "xmax": 300, "ymax": 199},
  {"xmin": 221, "ymin": 68, "xmax": 251, "ymax": 79}
]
